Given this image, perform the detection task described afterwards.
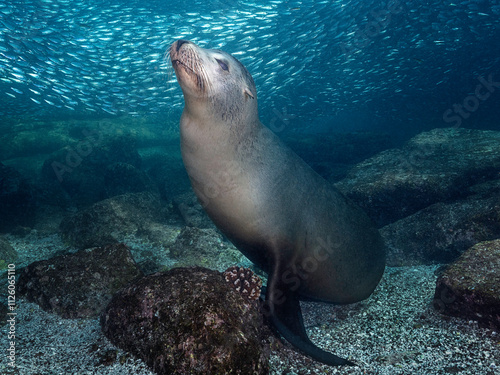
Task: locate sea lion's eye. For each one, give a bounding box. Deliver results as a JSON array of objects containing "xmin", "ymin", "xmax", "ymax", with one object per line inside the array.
[{"xmin": 216, "ymin": 59, "xmax": 229, "ymax": 71}]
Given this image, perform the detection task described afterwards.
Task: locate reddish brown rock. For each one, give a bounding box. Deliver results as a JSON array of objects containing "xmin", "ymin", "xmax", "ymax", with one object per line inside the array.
[
  {"xmin": 101, "ymin": 267, "xmax": 269, "ymax": 375},
  {"xmin": 434, "ymin": 239, "xmax": 500, "ymax": 330},
  {"xmin": 18, "ymin": 243, "xmax": 142, "ymax": 318}
]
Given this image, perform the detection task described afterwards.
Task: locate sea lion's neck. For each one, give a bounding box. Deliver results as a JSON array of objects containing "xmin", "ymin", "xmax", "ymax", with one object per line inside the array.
[{"xmin": 180, "ymin": 109, "xmax": 259, "ymax": 154}]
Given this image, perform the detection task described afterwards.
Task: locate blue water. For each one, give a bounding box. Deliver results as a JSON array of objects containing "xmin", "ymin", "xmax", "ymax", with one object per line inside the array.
[{"xmin": 1, "ymin": 0, "xmax": 499, "ymax": 140}]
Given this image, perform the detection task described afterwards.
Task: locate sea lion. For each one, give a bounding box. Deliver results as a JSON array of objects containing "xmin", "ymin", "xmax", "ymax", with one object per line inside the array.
[{"xmin": 170, "ymin": 39, "xmax": 385, "ymax": 366}]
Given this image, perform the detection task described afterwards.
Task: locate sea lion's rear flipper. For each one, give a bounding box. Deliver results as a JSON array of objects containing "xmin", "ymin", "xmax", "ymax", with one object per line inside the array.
[{"xmin": 266, "ymin": 268, "xmax": 355, "ymax": 366}]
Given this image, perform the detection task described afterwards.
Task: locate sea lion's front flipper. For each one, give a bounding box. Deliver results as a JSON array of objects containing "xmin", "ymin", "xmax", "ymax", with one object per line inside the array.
[{"xmin": 266, "ymin": 268, "xmax": 355, "ymax": 366}]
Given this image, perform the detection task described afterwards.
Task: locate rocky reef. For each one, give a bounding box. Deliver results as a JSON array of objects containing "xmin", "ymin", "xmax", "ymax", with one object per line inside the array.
[
  {"xmin": 0, "ymin": 236, "xmax": 17, "ymax": 270},
  {"xmin": 3, "ymin": 121, "xmax": 500, "ymax": 371},
  {"xmin": 332, "ymin": 127, "xmax": 500, "ymax": 266}
]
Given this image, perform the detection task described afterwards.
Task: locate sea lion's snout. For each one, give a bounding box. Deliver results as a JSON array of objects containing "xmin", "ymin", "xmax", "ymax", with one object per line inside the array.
[
  {"xmin": 170, "ymin": 39, "xmax": 192, "ymax": 64},
  {"xmin": 170, "ymin": 40, "xmax": 212, "ymax": 98},
  {"xmin": 170, "ymin": 39, "xmax": 196, "ymax": 75},
  {"xmin": 176, "ymin": 39, "xmax": 190, "ymax": 52}
]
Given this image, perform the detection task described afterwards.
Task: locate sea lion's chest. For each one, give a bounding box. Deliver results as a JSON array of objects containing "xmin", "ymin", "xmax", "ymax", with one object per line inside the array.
[{"xmin": 181, "ymin": 117, "xmax": 269, "ymax": 237}]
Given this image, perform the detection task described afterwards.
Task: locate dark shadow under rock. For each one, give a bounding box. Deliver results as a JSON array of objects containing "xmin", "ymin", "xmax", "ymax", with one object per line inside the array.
[
  {"xmin": 0, "ymin": 162, "xmax": 36, "ymax": 232},
  {"xmin": 104, "ymin": 162, "xmax": 158, "ymax": 198},
  {"xmin": 381, "ymin": 189, "xmax": 500, "ymax": 266},
  {"xmin": 335, "ymin": 128, "xmax": 500, "ymax": 227},
  {"xmin": 142, "ymin": 150, "xmax": 191, "ymax": 200},
  {"xmin": 101, "ymin": 267, "xmax": 270, "ymax": 375},
  {"xmin": 59, "ymin": 192, "xmax": 170, "ymax": 249},
  {"xmin": 282, "ymin": 131, "xmax": 393, "ymax": 182},
  {"xmin": 433, "ymin": 240, "xmax": 500, "ymax": 330},
  {"xmin": 17, "ymin": 243, "xmax": 142, "ymax": 319}
]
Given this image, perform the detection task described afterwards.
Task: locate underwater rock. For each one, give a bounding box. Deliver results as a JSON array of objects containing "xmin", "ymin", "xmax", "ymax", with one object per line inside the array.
[
  {"xmin": 381, "ymin": 186, "xmax": 500, "ymax": 265},
  {"xmin": 0, "ymin": 236, "xmax": 17, "ymax": 270},
  {"xmin": 336, "ymin": 128, "xmax": 500, "ymax": 227},
  {"xmin": 0, "ymin": 163, "xmax": 36, "ymax": 232},
  {"xmin": 433, "ymin": 240, "xmax": 500, "ymax": 330},
  {"xmin": 104, "ymin": 162, "xmax": 158, "ymax": 198},
  {"xmin": 101, "ymin": 267, "xmax": 269, "ymax": 375},
  {"xmin": 17, "ymin": 243, "xmax": 142, "ymax": 319},
  {"xmin": 30, "ymin": 204, "xmax": 69, "ymax": 235},
  {"xmin": 59, "ymin": 192, "xmax": 169, "ymax": 249},
  {"xmin": 41, "ymin": 134, "xmax": 142, "ymax": 207},
  {"xmin": 168, "ymin": 226, "xmax": 244, "ymax": 271},
  {"xmin": 172, "ymin": 191, "xmax": 216, "ymax": 229}
]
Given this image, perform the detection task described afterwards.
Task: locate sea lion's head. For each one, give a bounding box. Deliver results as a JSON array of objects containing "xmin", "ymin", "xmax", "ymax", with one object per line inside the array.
[{"xmin": 170, "ymin": 40, "xmax": 258, "ymax": 124}]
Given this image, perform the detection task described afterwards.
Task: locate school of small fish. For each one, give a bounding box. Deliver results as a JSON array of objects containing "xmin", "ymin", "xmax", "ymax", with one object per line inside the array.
[{"xmin": 1, "ymin": 0, "xmax": 499, "ymax": 129}]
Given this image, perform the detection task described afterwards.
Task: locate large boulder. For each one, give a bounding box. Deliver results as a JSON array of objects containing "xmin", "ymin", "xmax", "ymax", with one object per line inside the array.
[
  {"xmin": 59, "ymin": 192, "xmax": 170, "ymax": 249},
  {"xmin": 101, "ymin": 267, "xmax": 269, "ymax": 375},
  {"xmin": 335, "ymin": 128, "xmax": 500, "ymax": 226},
  {"xmin": 17, "ymin": 243, "xmax": 142, "ymax": 318},
  {"xmin": 382, "ymin": 185, "xmax": 500, "ymax": 265},
  {"xmin": 0, "ymin": 302, "xmax": 7, "ymax": 326},
  {"xmin": 433, "ymin": 240, "xmax": 500, "ymax": 330}
]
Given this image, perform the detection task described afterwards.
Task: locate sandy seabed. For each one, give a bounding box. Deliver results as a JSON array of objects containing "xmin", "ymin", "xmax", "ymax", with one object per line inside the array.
[{"xmin": 0, "ymin": 233, "xmax": 498, "ymax": 375}]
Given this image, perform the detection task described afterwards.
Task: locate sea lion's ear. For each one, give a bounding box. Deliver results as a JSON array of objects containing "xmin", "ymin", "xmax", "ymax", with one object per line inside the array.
[{"xmin": 244, "ymin": 87, "xmax": 255, "ymax": 100}]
